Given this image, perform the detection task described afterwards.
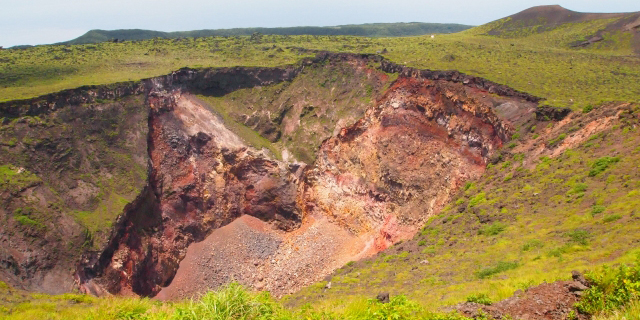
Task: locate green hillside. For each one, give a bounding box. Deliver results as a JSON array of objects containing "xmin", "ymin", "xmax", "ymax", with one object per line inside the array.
[
  {"xmin": 60, "ymin": 22, "xmax": 473, "ymax": 45},
  {"xmin": 1, "ymin": 9, "xmax": 639, "ymax": 108}
]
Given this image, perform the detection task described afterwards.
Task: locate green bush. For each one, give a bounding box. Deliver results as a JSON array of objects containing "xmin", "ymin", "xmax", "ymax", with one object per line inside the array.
[
  {"xmin": 521, "ymin": 239, "xmax": 544, "ymax": 252},
  {"xmin": 567, "ymin": 229, "xmax": 591, "ymax": 245},
  {"xmin": 466, "ymin": 293, "xmax": 492, "ymax": 305},
  {"xmin": 589, "ymin": 157, "xmax": 621, "ymax": 177},
  {"xmin": 13, "ymin": 215, "xmax": 44, "ymax": 229},
  {"xmin": 478, "ymin": 222, "xmax": 507, "ymax": 236},
  {"xmin": 476, "ymin": 261, "xmax": 519, "ymax": 279},
  {"xmin": 548, "ymin": 133, "xmax": 567, "ymax": 147},
  {"xmin": 575, "ymin": 261, "xmax": 640, "ymax": 315},
  {"xmin": 366, "ymin": 295, "xmax": 421, "ymax": 320},
  {"xmin": 173, "ymin": 283, "xmax": 283, "ymax": 320},
  {"xmin": 571, "ymin": 183, "xmax": 588, "ymax": 194},
  {"xmin": 603, "ymin": 214, "xmax": 623, "ymax": 223},
  {"xmin": 468, "ymin": 193, "xmax": 486, "ymax": 208},
  {"xmin": 591, "ymin": 205, "xmax": 607, "ymax": 217}
]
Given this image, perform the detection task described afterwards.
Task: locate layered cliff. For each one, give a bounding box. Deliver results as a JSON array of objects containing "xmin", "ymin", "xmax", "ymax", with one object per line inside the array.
[{"xmin": 1, "ymin": 52, "xmax": 539, "ymax": 297}]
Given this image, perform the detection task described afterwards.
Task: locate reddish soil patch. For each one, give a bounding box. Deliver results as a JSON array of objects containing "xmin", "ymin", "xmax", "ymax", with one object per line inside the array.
[{"xmin": 454, "ymin": 273, "xmax": 590, "ymax": 320}]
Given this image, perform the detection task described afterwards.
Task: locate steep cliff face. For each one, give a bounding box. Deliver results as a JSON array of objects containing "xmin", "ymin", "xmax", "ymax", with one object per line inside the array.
[
  {"xmin": 0, "ymin": 94, "xmax": 149, "ymax": 294},
  {"xmin": 131, "ymin": 57, "xmax": 536, "ymax": 299},
  {"xmin": 1, "ymin": 52, "xmax": 540, "ymax": 298},
  {"xmin": 78, "ymin": 90, "xmax": 303, "ymax": 296},
  {"xmin": 0, "ymin": 65, "xmax": 301, "ymax": 294},
  {"xmin": 302, "ymin": 76, "xmax": 516, "ymax": 251}
]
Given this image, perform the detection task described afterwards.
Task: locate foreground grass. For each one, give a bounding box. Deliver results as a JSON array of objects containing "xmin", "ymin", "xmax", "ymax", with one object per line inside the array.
[
  {"xmin": 595, "ymin": 300, "xmax": 640, "ymax": 320},
  {"xmin": 0, "ymin": 282, "xmax": 470, "ymax": 320},
  {"xmin": 4, "ymin": 260, "xmax": 640, "ymax": 320}
]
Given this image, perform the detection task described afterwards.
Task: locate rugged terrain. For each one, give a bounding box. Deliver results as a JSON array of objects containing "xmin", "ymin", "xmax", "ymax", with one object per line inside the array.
[
  {"xmin": 67, "ymin": 52, "xmax": 537, "ymax": 299},
  {"xmin": 1, "ymin": 5, "xmax": 640, "ymax": 320},
  {"xmin": 2, "ymin": 50, "xmax": 539, "ymax": 298}
]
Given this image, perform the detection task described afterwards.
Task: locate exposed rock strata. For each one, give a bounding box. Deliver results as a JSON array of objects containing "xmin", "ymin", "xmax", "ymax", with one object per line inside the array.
[
  {"xmin": 301, "ymin": 76, "xmax": 515, "ymax": 251},
  {"xmin": 77, "ymin": 91, "xmax": 302, "ymax": 296},
  {"xmin": 1, "ymin": 52, "xmax": 539, "ymax": 297}
]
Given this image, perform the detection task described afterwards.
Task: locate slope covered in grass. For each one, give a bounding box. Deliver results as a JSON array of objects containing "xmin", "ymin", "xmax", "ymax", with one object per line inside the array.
[
  {"xmin": 0, "ymin": 281, "xmax": 472, "ymax": 320},
  {"xmin": 2, "ymin": 20, "xmax": 639, "ymax": 109}
]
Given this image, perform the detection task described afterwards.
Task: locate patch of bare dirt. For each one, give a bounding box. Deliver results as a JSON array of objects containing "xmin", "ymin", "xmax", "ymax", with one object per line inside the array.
[
  {"xmin": 156, "ymin": 214, "xmax": 365, "ymax": 300},
  {"xmin": 454, "ymin": 272, "xmax": 591, "ymax": 320}
]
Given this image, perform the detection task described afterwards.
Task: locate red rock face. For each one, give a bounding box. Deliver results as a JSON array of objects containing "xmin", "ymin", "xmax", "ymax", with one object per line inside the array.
[
  {"xmin": 76, "ymin": 54, "xmax": 536, "ymax": 299},
  {"xmin": 302, "ymin": 77, "xmax": 513, "ymax": 252},
  {"xmin": 78, "ymin": 90, "xmax": 302, "ymax": 296}
]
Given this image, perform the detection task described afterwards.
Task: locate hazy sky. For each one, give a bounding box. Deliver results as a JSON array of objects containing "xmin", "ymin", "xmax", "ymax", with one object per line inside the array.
[{"xmin": 1, "ymin": 0, "xmax": 638, "ymax": 47}]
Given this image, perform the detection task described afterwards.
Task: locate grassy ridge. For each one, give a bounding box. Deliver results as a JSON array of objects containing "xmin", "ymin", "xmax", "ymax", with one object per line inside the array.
[
  {"xmin": 1, "ymin": 17, "xmax": 639, "ymax": 109},
  {"xmin": 61, "ymin": 23, "xmax": 473, "ymax": 45}
]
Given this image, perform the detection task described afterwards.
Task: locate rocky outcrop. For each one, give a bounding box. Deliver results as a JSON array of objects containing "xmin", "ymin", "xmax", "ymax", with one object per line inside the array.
[
  {"xmin": 75, "ymin": 53, "xmax": 538, "ymax": 298},
  {"xmin": 2, "ymin": 52, "xmax": 539, "ymax": 298},
  {"xmin": 76, "ymin": 90, "xmax": 303, "ymax": 296},
  {"xmin": 536, "ymin": 105, "xmax": 572, "ymax": 121},
  {"xmin": 454, "ymin": 272, "xmax": 591, "ymax": 320},
  {"xmin": 301, "ymin": 76, "xmax": 516, "ymax": 251},
  {"xmin": 0, "ymin": 66, "xmax": 299, "ymax": 119}
]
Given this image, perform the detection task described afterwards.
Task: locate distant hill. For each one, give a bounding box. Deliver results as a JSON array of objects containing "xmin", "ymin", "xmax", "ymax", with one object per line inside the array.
[
  {"xmin": 482, "ymin": 5, "xmax": 640, "ymax": 52},
  {"xmin": 59, "ymin": 23, "xmax": 473, "ymax": 45}
]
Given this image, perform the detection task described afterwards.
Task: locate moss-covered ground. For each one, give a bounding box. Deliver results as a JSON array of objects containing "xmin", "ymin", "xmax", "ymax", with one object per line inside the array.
[{"xmin": 0, "ymin": 96, "xmax": 148, "ymax": 253}]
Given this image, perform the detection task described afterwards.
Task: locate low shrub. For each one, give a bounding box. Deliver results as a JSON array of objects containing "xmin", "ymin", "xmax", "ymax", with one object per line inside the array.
[
  {"xmin": 567, "ymin": 229, "xmax": 591, "ymax": 246},
  {"xmin": 476, "ymin": 261, "xmax": 519, "ymax": 279},
  {"xmin": 575, "ymin": 261, "xmax": 640, "ymax": 315},
  {"xmin": 591, "ymin": 205, "xmax": 607, "ymax": 217},
  {"xmin": 521, "ymin": 239, "xmax": 544, "ymax": 252},
  {"xmin": 478, "ymin": 222, "xmax": 507, "ymax": 236},
  {"xmin": 466, "ymin": 293, "xmax": 492, "ymax": 305},
  {"xmin": 548, "ymin": 133, "xmax": 567, "ymax": 147},
  {"xmin": 602, "ymin": 214, "xmax": 622, "ymax": 223},
  {"xmin": 589, "ymin": 157, "xmax": 620, "ymax": 177},
  {"xmin": 468, "ymin": 193, "xmax": 486, "ymax": 208}
]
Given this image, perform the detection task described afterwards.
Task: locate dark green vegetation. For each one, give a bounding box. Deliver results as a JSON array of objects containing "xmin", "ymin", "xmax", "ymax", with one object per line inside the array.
[
  {"xmin": 576, "ymin": 261, "xmax": 640, "ymax": 316},
  {"xmin": 60, "ymin": 23, "xmax": 473, "ymax": 45}
]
